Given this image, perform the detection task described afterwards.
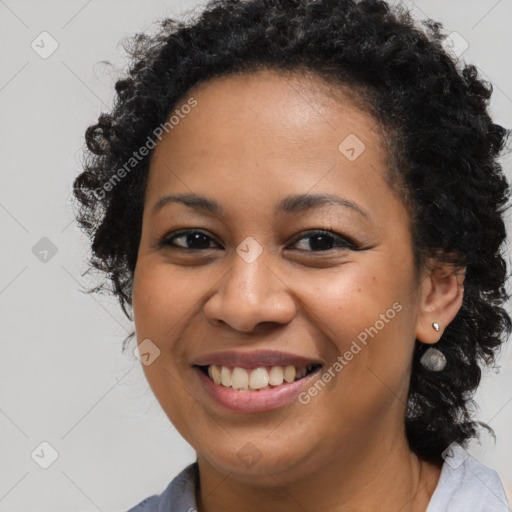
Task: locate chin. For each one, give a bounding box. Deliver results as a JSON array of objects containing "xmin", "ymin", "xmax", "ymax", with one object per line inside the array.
[{"xmin": 198, "ymin": 440, "xmax": 323, "ymax": 485}]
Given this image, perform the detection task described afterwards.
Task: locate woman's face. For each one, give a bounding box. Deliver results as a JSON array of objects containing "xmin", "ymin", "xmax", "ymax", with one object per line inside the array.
[{"xmin": 132, "ymin": 69, "xmax": 427, "ymax": 482}]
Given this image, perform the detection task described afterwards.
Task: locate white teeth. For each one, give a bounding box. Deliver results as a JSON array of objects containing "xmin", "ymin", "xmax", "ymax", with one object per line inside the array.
[
  {"xmin": 283, "ymin": 365, "xmax": 296, "ymax": 383},
  {"xmin": 205, "ymin": 364, "xmax": 316, "ymax": 390},
  {"xmin": 211, "ymin": 364, "xmax": 222, "ymax": 385},
  {"xmin": 231, "ymin": 367, "xmax": 249, "ymax": 390},
  {"xmin": 268, "ymin": 366, "xmax": 284, "ymax": 386},
  {"xmin": 220, "ymin": 366, "xmax": 232, "ymax": 387},
  {"xmin": 249, "ymin": 367, "xmax": 269, "ymax": 389}
]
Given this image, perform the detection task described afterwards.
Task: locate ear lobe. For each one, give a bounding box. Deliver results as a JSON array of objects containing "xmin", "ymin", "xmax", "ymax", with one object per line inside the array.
[{"xmin": 415, "ymin": 262, "xmax": 465, "ymax": 344}]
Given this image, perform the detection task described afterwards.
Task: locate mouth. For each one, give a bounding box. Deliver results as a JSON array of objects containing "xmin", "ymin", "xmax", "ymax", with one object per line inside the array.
[
  {"xmin": 193, "ymin": 362, "xmax": 324, "ymax": 413},
  {"xmin": 190, "ymin": 349, "xmax": 325, "ymax": 412},
  {"xmin": 196, "ymin": 363, "xmax": 323, "ymax": 392}
]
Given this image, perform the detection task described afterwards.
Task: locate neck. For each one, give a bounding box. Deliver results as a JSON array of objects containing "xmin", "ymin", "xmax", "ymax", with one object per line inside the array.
[{"xmin": 195, "ymin": 429, "xmax": 442, "ymax": 512}]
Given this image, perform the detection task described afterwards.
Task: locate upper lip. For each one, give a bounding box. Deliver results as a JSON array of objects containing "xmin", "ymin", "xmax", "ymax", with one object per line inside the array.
[{"xmin": 191, "ymin": 349, "xmax": 324, "ymax": 369}]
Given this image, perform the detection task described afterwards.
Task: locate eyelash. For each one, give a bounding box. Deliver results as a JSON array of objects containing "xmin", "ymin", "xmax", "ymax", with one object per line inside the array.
[{"xmin": 158, "ymin": 229, "xmax": 358, "ymax": 252}]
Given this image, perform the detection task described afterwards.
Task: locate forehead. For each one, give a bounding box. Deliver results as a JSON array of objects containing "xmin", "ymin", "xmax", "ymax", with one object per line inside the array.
[
  {"xmin": 152, "ymin": 69, "xmax": 385, "ymax": 170},
  {"xmin": 145, "ymin": 68, "xmax": 396, "ymax": 217},
  {"xmin": 171, "ymin": 68, "xmax": 379, "ymax": 147}
]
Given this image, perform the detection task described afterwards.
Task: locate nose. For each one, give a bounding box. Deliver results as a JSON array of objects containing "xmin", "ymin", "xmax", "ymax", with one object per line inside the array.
[{"xmin": 202, "ymin": 251, "xmax": 297, "ymax": 333}]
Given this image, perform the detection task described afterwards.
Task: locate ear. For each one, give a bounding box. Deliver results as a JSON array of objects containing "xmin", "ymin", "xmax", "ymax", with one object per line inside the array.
[{"xmin": 415, "ymin": 259, "xmax": 465, "ymax": 344}]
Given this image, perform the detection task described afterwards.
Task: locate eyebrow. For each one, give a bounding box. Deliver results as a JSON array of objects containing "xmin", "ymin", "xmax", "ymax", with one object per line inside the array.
[{"xmin": 151, "ymin": 192, "xmax": 370, "ymax": 219}]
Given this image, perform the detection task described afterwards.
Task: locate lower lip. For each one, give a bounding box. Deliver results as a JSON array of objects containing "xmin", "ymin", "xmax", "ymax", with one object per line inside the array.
[{"xmin": 193, "ymin": 366, "xmax": 322, "ymax": 413}]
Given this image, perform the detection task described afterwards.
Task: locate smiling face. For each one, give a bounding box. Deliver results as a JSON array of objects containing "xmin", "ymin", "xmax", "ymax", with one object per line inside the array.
[{"xmin": 131, "ymin": 68, "xmax": 430, "ymax": 483}]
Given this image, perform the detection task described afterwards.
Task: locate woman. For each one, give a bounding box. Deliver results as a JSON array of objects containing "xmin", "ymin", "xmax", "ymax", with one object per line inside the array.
[{"xmin": 72, "ymin": 0, "xmax": 511, "ymax": 510}]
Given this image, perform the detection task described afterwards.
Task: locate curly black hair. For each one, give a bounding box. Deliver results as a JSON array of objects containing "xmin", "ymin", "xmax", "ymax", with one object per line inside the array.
[{"xmin": 72, "ymin": 0, "xmax": 512, "ymax": 464}]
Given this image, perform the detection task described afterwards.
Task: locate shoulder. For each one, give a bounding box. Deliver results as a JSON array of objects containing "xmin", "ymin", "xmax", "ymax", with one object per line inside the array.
[
  {"xmin": 126, "ymin": 462, "xmax": 199, "ymax": 512},
  {"xmin": 426, "ymin": 451, "xmax": 510, "ymax": 512}
]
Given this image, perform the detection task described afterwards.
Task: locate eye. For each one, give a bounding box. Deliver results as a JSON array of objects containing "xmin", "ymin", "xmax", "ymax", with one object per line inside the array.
[
  {"xmin": 288, "ymin": 230, "xmax": 357, "ymax": 252},
  {"xmin": 159, "ymin": 229, "xmax": 221, "ymax": 250},
  {"xmin": 158, "ymin": 229, "xmax": 358, "ymax": 252}
]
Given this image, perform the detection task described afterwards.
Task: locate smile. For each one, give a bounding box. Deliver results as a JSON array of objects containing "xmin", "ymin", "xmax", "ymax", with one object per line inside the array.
[
  {"xmin": 199, "ymin": 364, "xmax": 322, "ymax": 391},
  {"xmin": 193, "ymin": 362, "xmax": 324, "ymax": 413}
]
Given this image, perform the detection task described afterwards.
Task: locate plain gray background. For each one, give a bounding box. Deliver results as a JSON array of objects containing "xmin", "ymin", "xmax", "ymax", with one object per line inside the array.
[{"xmin": 1, "ymin": 1, "xmax": 511, "ymax": 510}]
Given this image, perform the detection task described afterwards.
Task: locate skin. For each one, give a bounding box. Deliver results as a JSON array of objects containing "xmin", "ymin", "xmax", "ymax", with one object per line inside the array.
[{"xmin": 131, "ymin": 68, "xmax": 465, "ymax": 512}]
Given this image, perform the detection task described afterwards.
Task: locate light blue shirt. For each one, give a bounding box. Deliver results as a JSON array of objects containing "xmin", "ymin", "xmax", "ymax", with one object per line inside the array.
[{"xmin": 127, "ymin": 454, "xmax": 510, "ymax": 511}]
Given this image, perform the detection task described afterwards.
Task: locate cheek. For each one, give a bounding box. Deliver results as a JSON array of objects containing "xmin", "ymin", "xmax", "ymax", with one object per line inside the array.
[
  {"xmin": 132, "ymin": 263, "xmax": 203, "ymax": 429},
  {"xmin": 304, "ymin": 264, "xmax": 406, "ymax": 336},
  {"xmin": 301, "ymin": 261, "xmax": 416, "ymax": 382},
  {"xmin": 132, "ymin": 261, "xmax": 204, "ymax": 342},
  {"xmin": 291, "ymin": 267, "xmax": 416, "ymax": 439}
]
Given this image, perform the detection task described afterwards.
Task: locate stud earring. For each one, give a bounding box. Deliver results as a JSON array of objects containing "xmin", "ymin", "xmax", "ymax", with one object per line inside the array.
[{"xmin": 419, "ymin": 322, "xmax": 446, "ymax": 371}]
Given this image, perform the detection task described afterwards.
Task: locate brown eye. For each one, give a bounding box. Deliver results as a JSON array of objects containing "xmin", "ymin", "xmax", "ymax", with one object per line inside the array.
[
  {"xmin": 159, "ymin": 229, "xmax": 358, "ymax": 253},
  {"xmin": 160, "ymin": 229, "xmax": 221, "ymax": 250},
  {"xmin": 290, "ymin": 230, "xmax": 357, "ymax": 252}
]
